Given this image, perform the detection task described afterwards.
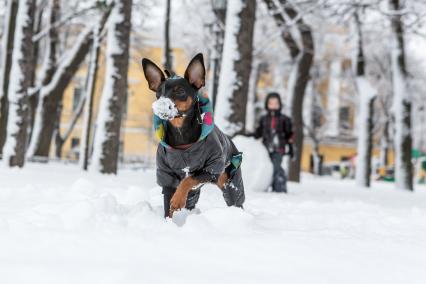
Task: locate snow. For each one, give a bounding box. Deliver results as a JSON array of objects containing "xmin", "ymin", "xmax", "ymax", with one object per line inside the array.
[
  {"xmin": 233, "ymin": 135, "xmax": 273, "ymax": 192},
  {"xmin": 152, "ymin": 97, "xmax": 178, "ymax": 120},
  {"xmin": 0, "ymin": 162, "xmax": 426, "ymax": 283},
  {"xmin": 214, "ymin": 0, "xmax": 244, "ymax": 136}
]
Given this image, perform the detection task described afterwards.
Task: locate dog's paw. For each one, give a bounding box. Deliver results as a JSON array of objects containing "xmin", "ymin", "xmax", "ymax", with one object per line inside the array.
[{"xmin": 169, "ymin": 188, "xmax": 188, "ymax": 217}]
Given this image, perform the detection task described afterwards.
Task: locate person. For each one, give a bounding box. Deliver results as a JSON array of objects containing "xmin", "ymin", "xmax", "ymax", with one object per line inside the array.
[{"xmin": 253, "ymin": 92, "xmax": 294, "ymax": 193}]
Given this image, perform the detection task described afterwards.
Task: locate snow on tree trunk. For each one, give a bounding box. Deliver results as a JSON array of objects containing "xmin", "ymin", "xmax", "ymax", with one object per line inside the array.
[
  {"xmin": 90, "ymin": 0, "xmax": 132, "ymax": 174},
  {"xmin": 0, "ymin": 0, "xmax": 19, "ymax": 156},
  {"xmin": 389, "ymin": 0, "xmax": 413, "ymax": 191},
  {"xmin": 163, "ymin": 0, "xmax": 172, "ymax": 72},
  {"xmin": 28, "ymin": 0, "xmax": 59, "ymax": 143},
  {"xmin": 354, "ymin": 11, "xmax": 376, "ymax": 188},
  {"xmin": 355, "ymin": 78, "xmax": 376, "ymax": 187},
  {"xmin": 215, "ymin": 0, "xmax": 256, "ymax": 136},
  {"xmin": 27, "ymin": 7, "xmax": 112, "ymax": 159},
  {"xmin": 27, "ymin": 27, "xmax": 93, "ymax": 158},
  {"xmin": 2, "ymin": 0, "xmax": 35, "ymax": 167},
  {"xmin": 80, "ymin": 25, "xmax": 102, "ymax": 170}
]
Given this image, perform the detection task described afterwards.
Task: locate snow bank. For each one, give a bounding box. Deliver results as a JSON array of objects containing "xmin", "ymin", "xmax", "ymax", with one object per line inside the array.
[
  {"xmin": 1, "ymin": 163, "xmax": 426, "ymax": 284},
  {"xmin": 233, "ymin": 135, "xmax": 273, "ymax": 192}
]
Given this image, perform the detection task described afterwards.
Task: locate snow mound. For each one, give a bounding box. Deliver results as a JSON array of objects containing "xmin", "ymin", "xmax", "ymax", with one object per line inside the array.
[
  {"xmin": 1, "ymin": 163, "xmax": 426, "ymax": 283},
  {"xmin": 232, "ymin": 135, "xmax": 273, "ymax": 192},
  {"xmin": 152, "ymin": 97, "xmax": 178, "ymax": 120}
]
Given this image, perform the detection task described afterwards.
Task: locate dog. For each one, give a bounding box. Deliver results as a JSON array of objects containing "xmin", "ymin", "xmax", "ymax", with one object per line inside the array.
[{"xmin": 141, "ymin": 53, "xmax": 245, "ymax": 218}]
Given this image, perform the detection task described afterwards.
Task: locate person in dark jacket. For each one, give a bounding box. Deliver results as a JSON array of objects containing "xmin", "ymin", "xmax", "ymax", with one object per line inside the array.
[
  {"xmin": 142, "ymin": 53, "xmax": 245, "ymax": 217},
  {"xmin": 254, "ymin": 92, "xmax": 293, "ymax": 193}
]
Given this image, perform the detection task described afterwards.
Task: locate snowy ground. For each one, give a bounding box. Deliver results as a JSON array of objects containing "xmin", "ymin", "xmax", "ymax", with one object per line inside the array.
[{"xmin": 1, "ymin": 162, "xmax": 426, "ymax": 284}]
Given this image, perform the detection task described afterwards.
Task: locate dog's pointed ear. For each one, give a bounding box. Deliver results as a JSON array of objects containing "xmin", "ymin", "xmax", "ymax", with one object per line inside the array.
[
  {"xmin": 142, "ymin": 58, "xmax": 165, "ymax": 92},
  {"xmin": 184, "ymin": 53, "xmax": 205, "ymax": 89}
]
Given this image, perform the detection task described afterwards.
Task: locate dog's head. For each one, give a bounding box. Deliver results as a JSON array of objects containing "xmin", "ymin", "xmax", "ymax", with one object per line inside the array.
[{"xmin": 142, "ymin": 53, "xmax": 205, "ymax": 128}]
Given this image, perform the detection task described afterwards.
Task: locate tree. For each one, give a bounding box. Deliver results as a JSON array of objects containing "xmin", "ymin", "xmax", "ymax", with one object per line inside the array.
[
  {"xmin": 90, "ymin": 0, "xmax": 132, "ymax": 174},
  {"xmin": 28, "ymin": 0, "xmax": 60, "ymax": 145},
  {"xmin": 80, "ymin": 24, "xmax": 103, "ymax": 170},
  {"xmin": 389, "ymin": 0, "xmax": 413, "ymax": 191},
  {"xmin": 354, "ymin": 9, "xmax": 377, "ymax": 188},
  {"xmin": 0, "ymin": 0, "xmax": 19, "ymax": 157},
  {"xmin": 27, "ymin": 3, "xmax": 113, "ymax": 159},
  {"xmin": 163, "ymin": 0, "xmax": 173, "ymax": 72},
  {"xmin": 215, "ymin": 0, "xmax": 256, "ymax": 136},
  {"xmin": 2, "ymin": 0, "xmax": 36, "ymax": 167},
  {"xmin": 263, "ymin": 0, "xmax": 314, "ymax": 182}
]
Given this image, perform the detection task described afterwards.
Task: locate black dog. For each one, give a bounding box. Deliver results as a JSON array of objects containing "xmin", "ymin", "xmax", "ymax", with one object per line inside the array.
[{"xmin": 141, "ymin": 53, "xmax": 245, "ymax": 217}]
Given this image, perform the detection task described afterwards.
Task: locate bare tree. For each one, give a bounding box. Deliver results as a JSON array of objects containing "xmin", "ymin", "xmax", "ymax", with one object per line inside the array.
[
  {"xmin": 0, "ymin": 0, "xmax": 19, "ymax": 156},
  {"xmin": 28, "ymin": 0, "xmax": 59, "ymax": 144},
  {"xmin": 2, "ymin": 0, "xmax": 36, "ymax": 167},
  {"xmin": 90, "ymin": 0, "xmax": 132, "ymax": 174},
  {"xmin": 163, "ymin": 0, "xmax": 172, "ymax": 72},
  {"xmin": 263, "ymin": 0, "xmax": 314, "ymax": 182},
  {"xmin": 389, "ymin": 0, "xmax": 413, "ymax": 191},
  {"xmin": 80, "ymin": 24, "xmax": 103, "ymax": 170},
  {"xmin": 27, "ymin": 3, "xmax": 112, "ymax": 159},
  {"xmin": 354, "ymin": 9, "xmax": 377, "ymax": 188}
]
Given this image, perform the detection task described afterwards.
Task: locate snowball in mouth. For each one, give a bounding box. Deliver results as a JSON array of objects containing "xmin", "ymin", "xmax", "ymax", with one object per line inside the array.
[{"xmin": 152, "ymin": 97, "xmax": 178, "ymax": 120}]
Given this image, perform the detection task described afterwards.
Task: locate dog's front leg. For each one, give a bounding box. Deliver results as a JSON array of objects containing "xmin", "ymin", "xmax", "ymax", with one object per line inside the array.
[{"xmin": 169, "ymin": 176, "xmax": 200, "ymax": 217}]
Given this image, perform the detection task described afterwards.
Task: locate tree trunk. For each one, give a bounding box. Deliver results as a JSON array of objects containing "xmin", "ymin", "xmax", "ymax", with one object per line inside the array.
[
  {"xmin": 264, "ymin": 0, "xmax": 314, "ymax": 182},
  {"xmin": 80, "ymin": 25, "xmax": 103, "ymax": 170},
  {"xmin": 0, "ymin": 0, "xmax": 19, "ymax": 156},
  {"xmin": 272, "ymin": 0, "xmax": 314, "ymax": 182},
  {"xmin": 164, "ymin": 0, "xmax": 172, "ymax": 72},
  {"xmin": 28, "ymin": 0, "xmax": 60, "ymax": 144},
  {"xmin": 354, "ymin": 10, "xmax": 376, "ymax": 188},
  {"xmin": 2, "ymin": 0, "xmax": 36, "ymax": 167},
  {"xmin": 90, "ymin": 0, "xmax": 132, "ymax": 174},
  {"xmin": 210, "ymin": 6, "xmax": 226, "ymax": 110},
  {"xmin": 389, "ymin": 0, "xmax": 413, "ymax": 191},
  {"xmin": 380, "ymin": 120, "xmax": 390, "ymax": 168},
  {"xmin": 27, "ymin": 7, "xmax": 112, "ymax": 159},
  {"xmin": 215, "ymin": 0, "xmax": 256, "ymax": 136},
  {"xmin": 312, "ymin": 143, "xmax": 322, "ymax": 175}
]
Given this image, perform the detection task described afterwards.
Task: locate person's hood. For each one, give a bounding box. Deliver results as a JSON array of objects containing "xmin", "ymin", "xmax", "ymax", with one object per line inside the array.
[
  {"xmin": 264, "ymin": 92, "xmax": 282, "ymax": 112},
  {"xmin": 153, "ymin": 92, "xmax": 214, "ymax": 149}
]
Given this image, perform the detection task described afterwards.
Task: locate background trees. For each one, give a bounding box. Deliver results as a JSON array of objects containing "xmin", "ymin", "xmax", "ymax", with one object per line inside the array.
[{"xmin": 0, "ymin": 0, "xmax": 424, "ymax": 189}]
